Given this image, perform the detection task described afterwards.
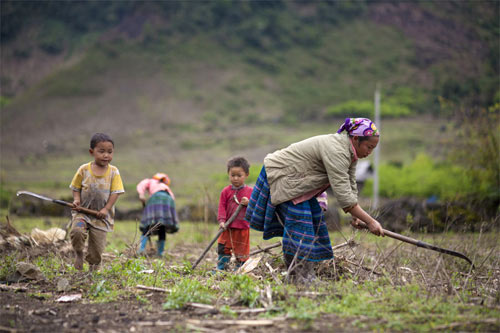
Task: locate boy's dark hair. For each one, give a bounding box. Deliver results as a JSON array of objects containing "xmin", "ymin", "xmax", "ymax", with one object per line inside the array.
[
  {"xmin": 90, "ymin": 133, "xmax": 114, "ymax": 149},
  {"xmin": 227, "ymin": 156, "xmax": 250, "ymax": 174}
]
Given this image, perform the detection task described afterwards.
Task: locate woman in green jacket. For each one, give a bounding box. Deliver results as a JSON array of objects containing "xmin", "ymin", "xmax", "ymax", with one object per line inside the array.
[{"xmin": 245, "ymin": 118, "xmax": 384, "ymax": 283}]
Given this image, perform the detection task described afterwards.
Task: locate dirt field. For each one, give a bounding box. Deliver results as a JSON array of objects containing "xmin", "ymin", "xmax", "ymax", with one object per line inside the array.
[
  {"xmin": 1, "ymin": 244, "xmax": 361, "ymax": 333},
  {"xmin": 2, "ymin": 290, "xmax": 364, "ymax": 333},
  {"xmin": 1, "ymin": 220, "xmax": 499, "ymax": 332}
]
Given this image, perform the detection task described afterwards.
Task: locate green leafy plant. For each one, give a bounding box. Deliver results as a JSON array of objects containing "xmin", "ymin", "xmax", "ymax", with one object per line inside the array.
[
  {"xmin": 221, "ymin": 274, "xmax": 261, "ymax": 307},
  {"xmin": 163, "ymin": 278, "xmax": 214, "ymax": 309},
  {"xmin": 90, "ymin": 279, "xmax": 110, "ymax": 298},
  {"xmin": 286, "ymin": 297, "xmax": 320, "ymax": 322},
  {"xmin": 0, "ymin": 253, "xmax": 17, "ymax": 280},
  {"xmin": 34, "ymin": 254, "xmax": 64, "ymax": 279}
]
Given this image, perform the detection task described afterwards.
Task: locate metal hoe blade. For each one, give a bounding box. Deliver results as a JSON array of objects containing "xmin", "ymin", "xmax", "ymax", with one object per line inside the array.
[
  {"xmin": 356, "ymin": 220, "xmax": 475, "ymax": 269},
  {"xmin": 16, "ymin": 190, "xmax": 107, "ymax": 228},
  {"xmin": 16, "ymin": 190, "xmax": 54, "ymax": 202}
]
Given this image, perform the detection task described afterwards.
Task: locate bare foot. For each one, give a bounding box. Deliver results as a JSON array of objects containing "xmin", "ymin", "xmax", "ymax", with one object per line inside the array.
[{"xmin": 74, "ymin": 251, "xmax": 84, "ymax": 270}]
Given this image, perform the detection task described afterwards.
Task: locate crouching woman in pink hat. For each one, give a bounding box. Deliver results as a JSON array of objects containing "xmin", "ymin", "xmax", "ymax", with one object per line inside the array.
[{"xmin": 136, "ymin": 173, "xmax": 179, "ymax": 257}]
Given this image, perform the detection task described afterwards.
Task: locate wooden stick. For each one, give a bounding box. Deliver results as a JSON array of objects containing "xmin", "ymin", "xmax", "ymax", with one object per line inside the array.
[
  {"xmin": 249, "ymin": 239, "xmax": 356, "ymax": 258},
  {"xmin": 0, "ymin": 284, "xmax": 27, "ymax": 292},
  {"xmin": 344, "ymin": 258, "xmax": 382, "ymax": 275},
  {"xmin": 136, "ymin": 284, "xmax": 171, "ymax": 293},
  {"xmin": 192, "ymin": 203, "xmax": 243, "ymax": 270},
  {"xmin": 187, "ymin": 303, "xmax": 279, "ymax": 314},
  {"xmin": 249, "ymin": 242, "xmax": 282, "ymax": 256},
  {"xmin": 186, "ymin": 319, "xmax": 275, "ymax": 327},
  {"xmin": 332, "ymin": 239, "xmax": 357, "ymax": 250}
]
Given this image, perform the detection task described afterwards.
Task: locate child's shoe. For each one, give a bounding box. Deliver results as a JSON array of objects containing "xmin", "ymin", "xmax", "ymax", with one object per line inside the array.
[
  {"xmin": 157, "ymin": 240, "xmax": 165, "ymax": 257},
  {"xmin": 216, "ymin": 254, "xmax": 230, "ymax": 270},
  {"xmin": 234, "ymin": 260, "xmax": 245, "ymax": 271},
  {"xmin": 138, "ymin": 235, "xmax": 148, "ymax": 255}
]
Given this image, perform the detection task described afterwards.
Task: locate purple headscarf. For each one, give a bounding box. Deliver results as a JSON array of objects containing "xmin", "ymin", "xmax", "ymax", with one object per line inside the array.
[{"xmin": 337, "ymin": 118, "xmax": 379, "ymax": 137}]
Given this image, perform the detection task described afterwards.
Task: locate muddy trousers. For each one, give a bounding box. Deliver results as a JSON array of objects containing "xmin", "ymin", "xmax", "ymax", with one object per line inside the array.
[{"xmin": 70, "ymin": 219, "xmax": 107, "ymax": 266}]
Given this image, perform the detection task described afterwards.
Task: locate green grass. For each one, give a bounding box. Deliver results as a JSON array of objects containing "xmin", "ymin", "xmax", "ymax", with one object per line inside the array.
[
  {"xmin": 163, "ymin": 277, "xmax": 215, "ymax": 309},
  {"xmin": 1, "ymin": 216, "xmax": 498, "ymax": 331}
]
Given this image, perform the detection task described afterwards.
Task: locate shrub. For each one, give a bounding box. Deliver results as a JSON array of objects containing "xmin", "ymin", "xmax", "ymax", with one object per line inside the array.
[
  {"xmin": 362, "ymin": 154, "xmax": 474, "ymax": 200},
  {"xmin": 450, "ymin": 107, "xmax": 499, "ymax": 201},
  {"xmin": 325, "ymin": 99, "xmax": 411, "ymax": 118},
  {"xmin": 325, "ymin": 87, "xmax": 426, "ymax": 118},
  {"xmin": 38, "ymin": 20, "xmax": 69, "ymax": 54},
  {"xmin": 0, "ymin": 187, "xmax": 13, "ymax": 209}
]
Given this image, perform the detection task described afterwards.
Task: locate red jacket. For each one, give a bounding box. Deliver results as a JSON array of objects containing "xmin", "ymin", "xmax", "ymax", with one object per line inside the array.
[{"xmin": 217, "ymin": 185, "xmax": 253, "ymax": 229}]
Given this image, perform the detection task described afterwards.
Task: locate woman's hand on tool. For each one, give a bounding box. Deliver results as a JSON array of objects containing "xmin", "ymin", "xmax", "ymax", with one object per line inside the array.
[
  {"xmin": 351, "ymin": 218, "xmax": 384, "ymax": 237},
  {"xmin": 350, "ymin": 218, "xmax": 364, "ymax": 229},
  {"xmin": 219, "ymin": 221, "xmax": 226, "ymax": 230},
  {"xmin": 368, "ymin": 220, "xmax": 384, "ymax": 236},
  {"xmin": 348, "ymin": 205, "xmax": 384, "ymax": 237}
]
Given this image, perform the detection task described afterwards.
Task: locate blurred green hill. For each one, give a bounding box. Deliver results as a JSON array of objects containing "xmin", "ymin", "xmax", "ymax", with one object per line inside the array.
[{"xmin": 1, "ymin": 1, "xmax": 498, "ymax": 209}]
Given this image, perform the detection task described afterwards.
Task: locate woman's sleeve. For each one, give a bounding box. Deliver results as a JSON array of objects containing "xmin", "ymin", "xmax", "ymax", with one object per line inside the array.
[
  {"xmin": 321, "ymin": 149, "xmax": 358, "ymax": 209},
  {"xmin": 136, "ymin": 179, "xmax": 150, "ymax": 197}
]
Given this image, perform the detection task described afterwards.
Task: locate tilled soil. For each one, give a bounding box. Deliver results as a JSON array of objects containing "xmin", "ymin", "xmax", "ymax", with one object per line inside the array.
[
  {"xmin": 0, "ymin": 240, "xmax": 359, "ymax": 333},
  {"xmin": 0, "ymin": 284, "xmax": 357, "ymax": 333}
]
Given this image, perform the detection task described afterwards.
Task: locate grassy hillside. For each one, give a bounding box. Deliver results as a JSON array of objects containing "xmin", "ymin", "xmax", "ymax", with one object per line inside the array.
[
  {"xmin": 1, "ymin": 1, "xmax": 498, "ymax": 210},
  {"xmin": 1, "ymin": 116, "xmax": 449, "ymax": 211}
]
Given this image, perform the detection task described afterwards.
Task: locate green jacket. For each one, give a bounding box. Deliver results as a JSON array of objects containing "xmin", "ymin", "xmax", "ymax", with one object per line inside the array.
[{"xmin": 264, "ymin": 133, "xmax": 358, "ymax": 209}]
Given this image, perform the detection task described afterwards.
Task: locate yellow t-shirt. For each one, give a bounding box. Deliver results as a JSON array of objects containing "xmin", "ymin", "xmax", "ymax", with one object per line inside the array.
[{"xmin": 70, "ymin": 162, "xmax": 125, "ymax": 229}]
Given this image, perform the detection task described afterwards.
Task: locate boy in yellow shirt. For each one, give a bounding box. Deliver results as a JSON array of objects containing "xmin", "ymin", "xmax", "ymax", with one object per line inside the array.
[{"xmin": 69, "ymin": 133, "xmax": 125, "ymax": 270}]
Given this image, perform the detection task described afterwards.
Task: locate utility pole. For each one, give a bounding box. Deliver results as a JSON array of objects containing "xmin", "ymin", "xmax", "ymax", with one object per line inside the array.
[{"xmin": 373, "ymin": 84, "xmax": 381, "ymax": 210}]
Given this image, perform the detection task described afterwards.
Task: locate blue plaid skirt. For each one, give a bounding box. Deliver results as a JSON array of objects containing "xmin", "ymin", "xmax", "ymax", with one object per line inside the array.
[
  {"xmin": 140, "ymin": 191, "xmax": 179, "ymax": 234},
  {"xmin": 245, "ymin": 167, "xmax": 333, "ymax": 262}
]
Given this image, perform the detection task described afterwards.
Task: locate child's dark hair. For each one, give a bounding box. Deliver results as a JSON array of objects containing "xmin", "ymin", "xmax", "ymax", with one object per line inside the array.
[
  {"xmin": 227, "ymin": 156, "xmax": 250, "ymax": 174},
  {"xmin": 90, "ymin": 133, "xmax": 114, "ymax": 149}
]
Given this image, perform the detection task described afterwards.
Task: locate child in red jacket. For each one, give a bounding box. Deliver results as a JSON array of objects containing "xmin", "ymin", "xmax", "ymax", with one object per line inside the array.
[{"xmin": 216, "ymin": 156, "xmax": 253, "ymax": 270}]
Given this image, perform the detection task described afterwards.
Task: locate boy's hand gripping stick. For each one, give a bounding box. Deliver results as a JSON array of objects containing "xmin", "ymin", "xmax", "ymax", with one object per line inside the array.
[{"xmin": 192, "ymin": 195, "xmax": 243, "ymax": 270}]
